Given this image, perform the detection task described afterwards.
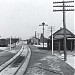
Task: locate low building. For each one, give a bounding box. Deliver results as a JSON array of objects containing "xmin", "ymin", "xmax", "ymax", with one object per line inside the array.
[
  {"xmin": 40, "ymin": 33, "xmax": 47, "ymax": 43},
  {"xmin": 0, "ymin": 38, "xmax": 19, "ymax": 47},
  {"xmin": 0, "ymin": 38, "xmax": 8, "ymax": 47},
  {"xmin": 47, "ymin": 28, "xmax": 75, "ymax": 51},
  {"xmin": 27, "ymin": 33, "xmax": 47, "ymax": 45},
  {"xmin": 27, "ymin": 37, "xmax": 40, "ymax": 45}
]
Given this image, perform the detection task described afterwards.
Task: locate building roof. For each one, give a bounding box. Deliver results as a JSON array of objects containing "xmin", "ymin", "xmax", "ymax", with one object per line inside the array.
[{"xmin": 49, "ymin": 28, "xmax": 75, "ymax": 40}]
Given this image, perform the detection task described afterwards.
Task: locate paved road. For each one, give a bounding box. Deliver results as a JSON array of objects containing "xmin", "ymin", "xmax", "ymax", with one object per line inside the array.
[{"xmin": 25, "ymin": 45, "xmax": 75, "ymax": 75}]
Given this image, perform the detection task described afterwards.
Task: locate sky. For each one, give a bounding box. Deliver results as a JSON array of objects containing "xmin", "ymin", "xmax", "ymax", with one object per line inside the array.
[{"xmin": 0, "ymin": 0, "xmax": 74, "ymax": 40}]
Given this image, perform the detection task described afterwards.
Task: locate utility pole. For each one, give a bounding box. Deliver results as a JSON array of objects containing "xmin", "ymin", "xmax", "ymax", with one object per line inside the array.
[
  {"xmin": 53, "ymin": 0, "xmax": 74, "ymax": 61},
  {"xmin": 35, "ymin": 31, "xmax": 36, "ymax": 38},
  {"xmin": 48, "ymin": 26, "xmax": 55, "ymax": 36},
  {"xmin": 48, "ymin": 26, "xmax": 55, "ymax": 55},
  {"xmin": 39, "ymin": 22, "xmax": 48, "ymax": 49},
  {"xmin": 37, "ymin": 33, "xmax": 39, "ymax": 45},
  {"xmin": 10, "ymin": 36, "xmax": 11, "ymax": 51}
]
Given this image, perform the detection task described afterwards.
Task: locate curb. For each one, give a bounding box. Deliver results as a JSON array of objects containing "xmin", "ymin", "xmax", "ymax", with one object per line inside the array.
[
  {"xmin": 0, "ymin": 45, "xmax": 24, "ymax": 71},
  {"xmin": 16, "ymin": 45, "xmax": 31, "ymax": 75}
]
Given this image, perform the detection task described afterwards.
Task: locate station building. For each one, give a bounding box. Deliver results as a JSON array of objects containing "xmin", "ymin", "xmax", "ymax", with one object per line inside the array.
[{"xmin": 47, "ymin": 28, "xmax": 75, "ymax": 51}]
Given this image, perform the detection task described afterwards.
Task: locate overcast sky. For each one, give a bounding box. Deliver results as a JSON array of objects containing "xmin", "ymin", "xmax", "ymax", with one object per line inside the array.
[{"xmin": 0, "ymin": 0, "xmax": 74, "ymax": 39}]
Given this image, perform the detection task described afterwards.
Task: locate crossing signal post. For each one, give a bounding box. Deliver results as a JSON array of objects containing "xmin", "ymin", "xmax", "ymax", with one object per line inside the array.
[{"xmin": 53, "ymin": 0, "xmax": 74, "ymax": 61}]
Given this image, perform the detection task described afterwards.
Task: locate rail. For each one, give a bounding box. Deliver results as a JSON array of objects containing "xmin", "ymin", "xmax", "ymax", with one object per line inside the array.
[{"xmin": 0, "ymin": 45, "xmax": 30, "ymax": 75}]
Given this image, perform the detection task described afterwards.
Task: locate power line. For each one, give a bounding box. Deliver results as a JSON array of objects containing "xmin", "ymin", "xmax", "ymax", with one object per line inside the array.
[{"xmin": 53, "ymin": 1, "xmax": 74, "ymax": 3}]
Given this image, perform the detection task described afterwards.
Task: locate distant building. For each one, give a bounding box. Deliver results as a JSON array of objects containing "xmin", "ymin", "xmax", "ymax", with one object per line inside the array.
[
  {"xmin": 31, "ymin": 37, "xmax": 40, "ymax": 45},
  {"xmin": 0, "ymin": 38, "xmax": 8, "ymax": 47},
  {"xmin": 40, "ymin": 33, "xmax": 47, "ymax": 43},
  {"xmin": 27, "ymin": 37, "xmax": 40, "ymax": 45},
  {"xmin": 47, "ymin": 28, "xmax": 75, "ymax": 51},
  {"xmin": 0, "ymin": 38, "xmax": 19, "ymax": 47},
  {"xmin": 27, "ymin": 33, "xmax": 48, "ymax": 45}
]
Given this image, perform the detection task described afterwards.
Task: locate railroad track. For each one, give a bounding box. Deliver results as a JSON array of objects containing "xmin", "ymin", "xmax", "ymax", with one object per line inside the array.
[{"xmin": 0, "ymin": 45, "xmax": 31, "ymax": 75}]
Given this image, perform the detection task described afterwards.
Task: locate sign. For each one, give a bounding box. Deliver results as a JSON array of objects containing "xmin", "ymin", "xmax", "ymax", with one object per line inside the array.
[{"xmin": 67, "ymin": 38, "xmax": 75, "ymax": 40}]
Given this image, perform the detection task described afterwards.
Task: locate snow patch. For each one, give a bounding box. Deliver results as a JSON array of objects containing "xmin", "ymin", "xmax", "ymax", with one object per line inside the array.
[{"xmin": 34, "ymin": 63, "xmax": 41, "ymax": 66}]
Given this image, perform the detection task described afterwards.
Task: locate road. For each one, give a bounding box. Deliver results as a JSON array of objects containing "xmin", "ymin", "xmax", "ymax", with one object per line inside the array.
[{"xmin": 25, "ymin": 45, "xmax": 75, "ymax": 75}]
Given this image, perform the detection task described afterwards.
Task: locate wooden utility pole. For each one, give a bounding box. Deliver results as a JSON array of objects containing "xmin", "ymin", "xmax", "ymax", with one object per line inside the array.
[
  {"xmin": 48, "ymin": 26, "xmax": 55, "ymax": 36},
  {"xmin": 39, "ymin": 22, "xmax": 48, "ymax": 49},
  {"xmin": 35, "ymin": 31, "xmax": 36, "ymax": 38},
  {"xmin": 53, "ymin": 0, "xmax": 74, "ymax": 61},
  {"xmin": 10, "ymin": 36, "xmax": 11, "ymax": 51}
]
